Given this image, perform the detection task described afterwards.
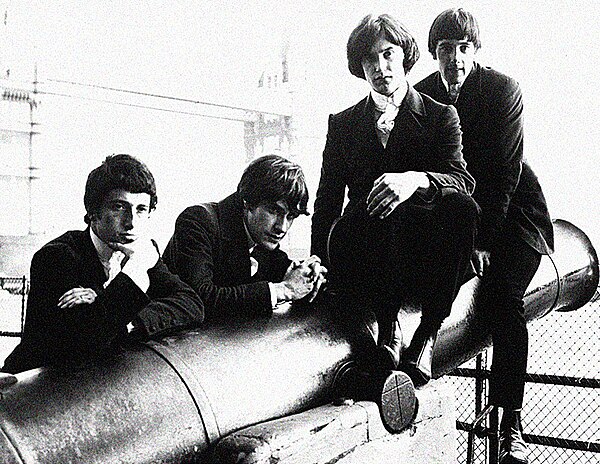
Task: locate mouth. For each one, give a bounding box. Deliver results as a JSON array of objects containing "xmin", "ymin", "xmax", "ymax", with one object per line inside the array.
[
  {"xmin": 266, "ymin": 233, "xmax": 284, "ymax": 243},
  {"xmin": 119, "ymin": 233, "xmax": 137, "ymax": 242}
]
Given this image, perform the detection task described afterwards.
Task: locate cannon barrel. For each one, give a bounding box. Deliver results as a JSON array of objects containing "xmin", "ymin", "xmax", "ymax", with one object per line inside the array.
[{"xmin": 0, "ymin": 219, "xmax": 597, "ymax": 463}]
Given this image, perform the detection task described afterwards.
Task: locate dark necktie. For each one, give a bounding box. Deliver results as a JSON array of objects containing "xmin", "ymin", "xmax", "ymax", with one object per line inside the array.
[{"xmin": 448, "ymin": 84, "xmax": 460, "ymax": 103}]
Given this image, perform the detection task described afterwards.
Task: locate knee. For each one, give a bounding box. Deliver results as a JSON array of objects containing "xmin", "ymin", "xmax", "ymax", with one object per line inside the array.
[
  {"xmin": 436, "ymin": 192, "xmax": 479, "ymax": 236},
  {"xmin": 442, "ymin": 192, "xmax": 479, "ymax": 223}
]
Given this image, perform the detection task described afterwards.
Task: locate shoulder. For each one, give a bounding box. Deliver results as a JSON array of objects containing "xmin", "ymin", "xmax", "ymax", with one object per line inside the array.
[
  {"xmin": 31, "ymin": 230, "xmax": 85, "ymax": 271},
  {"xmin": 478, "ymin": 65, "xmax": 521, "ymax": 100},
  {"xmin": 175, "ymin": 203, "xmax": 219, "ymax": 231},
  {"xmin": 416, "ymin": 89, "xmax": 458, "ymax": 122},
  {"xmin": 329, "ymin": 96, "xmax": 370, "ymax": 128},
  {"xmin": 414, "ymin": 71, "xmax": 439, "ymax": 93}
]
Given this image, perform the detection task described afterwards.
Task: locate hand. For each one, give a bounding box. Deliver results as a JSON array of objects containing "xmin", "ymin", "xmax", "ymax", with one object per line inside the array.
[
  {"xmin": 109, "ymin": 239, "xmax": 158, "ymax": 292},
  {"xmin": 297, "ymin": 255, "xmax": 328, "ymax": 302},
  {"xmin": 276, "ymin": 258, "xmax": 325, "ymax": 303},
  {"xmin": 109, "ymin": 238, "xmax": 159, "ymax": 275},
  {"xmin": 472, "ymin": 249, "xmax": 492, "ymax": 277},
  {"xmin": 367, "ymin": 172, "xmax": 430, "ymax": 219},
  {"xmin": 57, "ymin": 287, "xmax": 98, "ymax": 308}
]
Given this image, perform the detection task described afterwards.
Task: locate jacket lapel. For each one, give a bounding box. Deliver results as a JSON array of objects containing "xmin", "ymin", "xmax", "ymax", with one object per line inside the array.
[{"xmin": 385, "ymin": 86, "xmax": 426, "ymax": 153}]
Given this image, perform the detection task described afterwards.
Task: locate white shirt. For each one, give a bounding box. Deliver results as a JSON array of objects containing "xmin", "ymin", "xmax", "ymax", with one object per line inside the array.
[
  {"xmin": 90, "ymin": 229, "xmax": 126, "ymax": 288},
  {"xmin": 371, "ymin": 82, "xmax": 408, "ymax": 148}
]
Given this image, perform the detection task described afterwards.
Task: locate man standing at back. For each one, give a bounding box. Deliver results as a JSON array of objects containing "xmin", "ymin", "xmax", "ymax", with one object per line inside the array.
[
  {"xmin": 415, "ymin": 9, "xmax": 554, "ymax": 464},
  {"xmin": 2, "ymin": 154, "xmax": 204, "ymax": 374}
]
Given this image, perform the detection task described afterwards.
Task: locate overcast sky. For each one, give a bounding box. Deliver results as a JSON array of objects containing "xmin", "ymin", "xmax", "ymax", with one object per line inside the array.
[{"xmin": 1, "ymin": 1, "xmax": 598, "ymax": 250}]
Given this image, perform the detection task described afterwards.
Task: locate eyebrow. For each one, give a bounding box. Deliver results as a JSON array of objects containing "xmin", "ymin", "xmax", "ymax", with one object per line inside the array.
[{"xmin": 438, "ymin": 40, "xmax": 471, "ymax": 46}]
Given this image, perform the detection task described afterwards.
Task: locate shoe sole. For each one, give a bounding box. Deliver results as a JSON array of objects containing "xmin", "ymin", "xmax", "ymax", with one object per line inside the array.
[{"xmin": 380, "ymin": 370, "xmax": 417, "ymax": 433}]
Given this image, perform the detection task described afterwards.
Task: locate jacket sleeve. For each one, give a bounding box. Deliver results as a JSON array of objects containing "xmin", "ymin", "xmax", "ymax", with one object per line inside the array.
[
  {"xmin": 311, "ymin": 114, "xmax": 348, "ymax": 265},
  {"xmin": 166, "ymin": 207, "xmax": 274, "ymax": 320},
  {"xmin": 475, "ymin": 79, "xmax": 524, "ymax": 250},
  {"xmin": 133, "ymin": 257, "xmax": 205, "ymax": 337},
  {"xmin": 425, "ymin": 104, "xmax": 476, "ymax": 196},
  {"xmin": 25, "ymin": 243, "xmax": 150, "ymax": 354}
]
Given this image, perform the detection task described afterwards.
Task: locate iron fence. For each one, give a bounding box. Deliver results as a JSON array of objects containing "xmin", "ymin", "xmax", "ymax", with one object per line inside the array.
[
  {"xmin": 0, "ymin": 276, "xmax": 27, "ymax": 337},
  {"xmin": 449, "ymin": 288, "xmax": 600, "ymax": 463}
]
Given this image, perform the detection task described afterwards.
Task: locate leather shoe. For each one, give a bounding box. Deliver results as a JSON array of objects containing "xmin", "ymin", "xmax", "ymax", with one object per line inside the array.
[
  {"xmin": 400, "ymin": 321, "xmax": 438, "ymax": 387},
  {"xmin": 376, "ymin": 318, "xmax": 403, "ymax": 371},
  {"xmin": 499, "ymin": 408, "xmax": 528, "ymax": 464}
]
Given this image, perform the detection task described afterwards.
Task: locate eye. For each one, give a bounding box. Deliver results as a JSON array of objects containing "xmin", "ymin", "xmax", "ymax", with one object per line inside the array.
[
  {"xmin": 136, "ymin": 206, "xmax": 149, "ymax": 215},
  {"xmin": 383, "ymin": 49, "xmax": 394, "ymax": 60},
  {"xmin": 460, "ymin": 45, "xmax": 469, "ymax": 53}
]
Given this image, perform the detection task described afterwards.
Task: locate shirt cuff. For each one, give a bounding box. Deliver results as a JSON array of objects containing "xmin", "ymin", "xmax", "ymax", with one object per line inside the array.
[{"xmin": 267, "ymin": 282, "xmax": 278, "ymax": 309}]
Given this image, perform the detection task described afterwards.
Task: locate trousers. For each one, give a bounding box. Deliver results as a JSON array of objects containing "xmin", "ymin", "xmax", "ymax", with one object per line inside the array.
[
  {"xmin": 480, "ymin": 233, "xmax": 541, "ymax": 409},
  {"xmin": 328, "ymin": 191, "xmax": 478, "ymax": 331}
]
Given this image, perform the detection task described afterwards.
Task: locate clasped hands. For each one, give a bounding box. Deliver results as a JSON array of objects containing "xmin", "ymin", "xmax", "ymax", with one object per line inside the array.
[
  {"xmin": 277, "ymin": 255, "xmax": 328, "ymax": 304},
  {"xmin": 366, "ymin": 171, "xmax": 430, "ymax": 219}
]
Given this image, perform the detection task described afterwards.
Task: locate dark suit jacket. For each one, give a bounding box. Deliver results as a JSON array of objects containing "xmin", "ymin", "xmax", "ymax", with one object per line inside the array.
[
  {"xmin": 415, "ymin": 63, "xmax": 553, "ymax": 254},
  {"xmin": 163, "ymin": 192, "xmax": 291, "ymax": 320},
  {"xmin": 311, "ymin": 85, "xmax": 475, "ymax": 263},
  {"xmin": 2, "ymin": 229, "xmax": 204, "ymax": 374}
]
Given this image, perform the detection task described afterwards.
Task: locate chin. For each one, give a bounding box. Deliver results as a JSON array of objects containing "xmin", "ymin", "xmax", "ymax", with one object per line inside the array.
[{"xmin": 260, "ymin": 241, "xmax": 278, "ymax": 251}]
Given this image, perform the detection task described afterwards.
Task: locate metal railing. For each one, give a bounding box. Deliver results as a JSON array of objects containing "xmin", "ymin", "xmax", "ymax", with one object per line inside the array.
[
  {"xmin": 449, "ymin": 288, "xmax": 600, "ymax": 463},
  {"xmin": 0, "ymin": 276, "xmax": 27, "ymax": 337}
]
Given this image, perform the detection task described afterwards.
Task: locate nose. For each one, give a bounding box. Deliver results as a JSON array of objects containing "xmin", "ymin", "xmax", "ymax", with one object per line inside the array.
[
  {"xmin": 449, "ymin": 46, "xmax": 460, "ymax": 62},
  {"xmin": 122, "ymin": 207, "xmax": 135, "ymax": 230},
  {"xmin": 376, "ymin": 53, "xmax": 387, "ymax": 72},
  {"xmin": 273, "ymin": 214, "xmax": 292, "ymax": 234}
]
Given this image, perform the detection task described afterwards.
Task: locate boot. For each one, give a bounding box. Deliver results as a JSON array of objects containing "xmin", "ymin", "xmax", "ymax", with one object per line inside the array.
[
  {"xmin": 499, "ymin": 408, "xmax": 528, "ymax": 464},
  {"xmin": 376, "ymin": 318, "xmax": 403, "ymax": 371},
  {"xmin": 400, "ymin": 321, "xmax": 438, "ymax": 387}
]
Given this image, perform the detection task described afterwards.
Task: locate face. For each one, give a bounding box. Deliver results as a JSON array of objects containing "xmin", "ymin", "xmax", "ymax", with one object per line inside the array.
[
  {"xmin": 435, "ymin": 38, "xmax": 476, "ymax": 86},
  {"xmin": 90, "ymin": 189, "xmax": 152, "ymax": 245},
  {"xmin": 361, "ymin": 36, "xmax": 406, "ymax": 96},
  {"xmin": 244, "ymin": 200, "xmax": 298, "ymax": 251}
]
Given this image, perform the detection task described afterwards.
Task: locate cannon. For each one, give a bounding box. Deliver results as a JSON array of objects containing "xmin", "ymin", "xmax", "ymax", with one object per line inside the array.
[{"xmin": 0, "ymin": 219, "xmax": 597, "ymax": 463}]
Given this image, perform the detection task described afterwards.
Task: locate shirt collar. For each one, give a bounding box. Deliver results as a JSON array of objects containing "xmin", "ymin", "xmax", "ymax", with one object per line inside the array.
[{"xmin": 370, "ymin": 81, "xmax": 407, "ymax": 112}]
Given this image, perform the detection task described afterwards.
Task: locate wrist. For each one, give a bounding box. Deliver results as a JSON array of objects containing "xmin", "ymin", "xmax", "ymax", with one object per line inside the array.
[
  {"xmin": 274, "ymin": 282, "xmax": 294, "ymax": 303},
  {"xmin": 418, "ymin": 172, "xmax": 431, "ymax": 189}
]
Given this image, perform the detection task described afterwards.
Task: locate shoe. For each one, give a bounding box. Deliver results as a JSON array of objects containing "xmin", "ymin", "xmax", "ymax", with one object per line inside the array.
[
  {"xmin": 499, "ymin": 409, "xmax": 528, "ymax": 464},
  {"xmin": 380, "ymin": 370, "xmax": 418, "ymax": 433},
  {"xmin": 376, "ymin": 318, "xmax": 403, "ymax": 371},
  {"xmin": 332, "ymin": 365, "xmax": 417, "ymax": 433},
  {"xmin": 399, "ymin": 321, "xmax": 438, "ymax": 387}
]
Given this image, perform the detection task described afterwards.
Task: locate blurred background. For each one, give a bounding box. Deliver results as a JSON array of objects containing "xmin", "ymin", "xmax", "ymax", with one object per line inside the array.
[{"xmin": 1, "ymin": 0, "xmax": 598, "ymax": 274}]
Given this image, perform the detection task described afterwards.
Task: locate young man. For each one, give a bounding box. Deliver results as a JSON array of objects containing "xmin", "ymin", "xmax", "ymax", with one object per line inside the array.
[
  {"xmin": 311, "ymin": 14, "xmax": 478, "ymax": 387},
  {"xmin": 415, "ymin": 9, "xmax": 554, "ymax": 464},
  {"xmin": 164, "ymin": 155, "xmax": 326, "ymax": 320},
  {"xmin": 2, "ymin": 154, "xmax": 204, "ymax": 374}
]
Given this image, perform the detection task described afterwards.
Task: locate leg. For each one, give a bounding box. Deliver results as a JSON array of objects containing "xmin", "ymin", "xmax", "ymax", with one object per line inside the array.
[
  {"xmin": 399, "ymin": 192, "xmax": 479, "ymax": 386},
  {"xmin": 483, "ymin": 237, "xmax": 541, "ymax": 410},
  {"xmin": 480, "ymin": 235, "xmax": 541, "ymax": 464}
]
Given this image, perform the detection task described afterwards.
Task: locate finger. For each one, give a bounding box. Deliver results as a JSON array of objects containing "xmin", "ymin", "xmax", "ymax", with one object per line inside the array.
[
  {"xmin": 367, "ymin": 180, "xmax": 387, "ymax": 206},
  {"xmin": 379, "ymin": 199, "xmax": 401, "ymax": 219},
  {"xmin": 308, "ymin": 275, "xmax": 326, "ymax": 302},
  {"xmin": 474, "ymin": 257, "xmax": 484, "ymax": 277},
  {"xmin": 369, "ymin": 192, "xmax": 394, "ymax": 217}
]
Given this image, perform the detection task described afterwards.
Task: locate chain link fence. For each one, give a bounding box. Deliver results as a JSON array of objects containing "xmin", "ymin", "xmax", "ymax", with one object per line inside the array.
[{"xmin": 449, "ymin": 288, "xmax": 600, "ymax": 463}]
